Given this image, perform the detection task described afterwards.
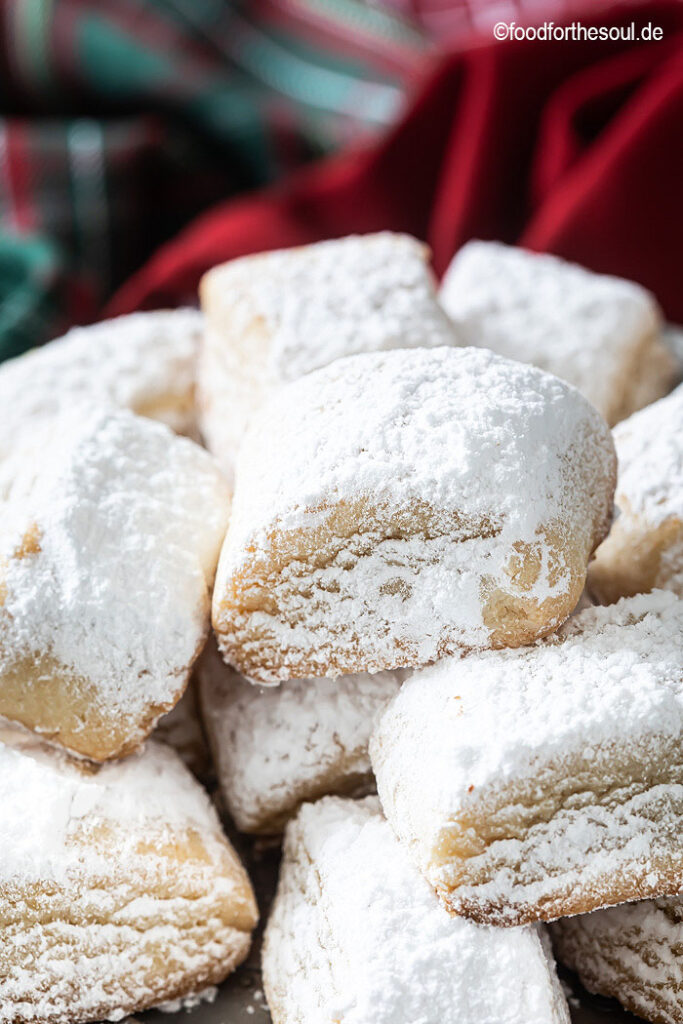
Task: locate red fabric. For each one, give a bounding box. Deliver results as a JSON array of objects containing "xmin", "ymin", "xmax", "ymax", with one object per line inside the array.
[{"xmin": 109, "ymin": 0, "xmax": 683, "ymax": 322}]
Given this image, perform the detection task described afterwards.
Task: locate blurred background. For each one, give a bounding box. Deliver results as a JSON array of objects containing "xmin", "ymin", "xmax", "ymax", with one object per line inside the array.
[{"xmin": 0, "ymin": 0, "xmax": 681, "ymax": 361}]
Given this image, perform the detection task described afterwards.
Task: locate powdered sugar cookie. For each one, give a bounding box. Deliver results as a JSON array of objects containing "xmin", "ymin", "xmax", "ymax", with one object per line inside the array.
[
  {"xmin": 262, "ymin": 796, "xmax": 570, "ymax": 1024},
  {"xmin": 212, "ymin": 345, "xmax": 616, "ymax": 683},
  {"xmin": 197, "ymin": 640, "xmax": 403, "ymax": 833},
  {"xmin": 0, "ymin": 407, "xmax": 231, "ymax": 761},
  {"xmin": 0, "ymin": 309, "xmax": 202, "ymax": 449},
  {"xmin": 198, "ymin": 233, "xmax": 459, "ymax": 478},
  {"xmin": 589, "ymin": 385, "xmax": 683, "ymax": 603},
  {"xmin": 371, "ymin": 591, "xmax": 683, "ymax": 926},
  {"xmin": 0, "ymin": 727, "xmax": 257, "ymax": 1024},
  {"xmin": 551, "ymin": 896, "xmax": 683, "ymax": 1024},
  {"xmin": 439, "ymin": 242, "xmax": 677, "ymax": 426}
]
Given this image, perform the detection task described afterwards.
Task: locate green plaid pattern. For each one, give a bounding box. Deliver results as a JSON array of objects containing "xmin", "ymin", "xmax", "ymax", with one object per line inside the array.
[{"xmin": 0, "ymin": 0, "xmax": 430, "ymax": 361}]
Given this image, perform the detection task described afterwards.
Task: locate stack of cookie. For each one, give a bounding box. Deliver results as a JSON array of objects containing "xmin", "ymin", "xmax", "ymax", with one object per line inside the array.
[
  {"xmin": 0, "ymin": 234, "xmax": 681, "ymax": 1024},
  {"xmin": 0, "ymin": 311, "xmax": 262, "ymax": 1021}
]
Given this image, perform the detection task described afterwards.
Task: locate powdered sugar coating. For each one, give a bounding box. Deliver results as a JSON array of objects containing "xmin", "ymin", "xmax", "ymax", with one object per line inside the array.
[
  {"xmin": 0, "ymin": 729, "xmax": 257, "ymax": 1023},
  {"xmin": 262, "ymin": 796, "xmax": 570, "ymax": 1024},
  {"xmin": 198, "ymin": 233, "xmax": 460, "ymax": 476},
  {"xmin": 439, "ymin": 241, "xmax": 674, "ymax": 426},
  {"xmin": 376, "ymin": 591, "xmax": 683, "ymax": 799},
  {"xmin": 371, "ymin": 591, "xmax": 683, "ymax": 923},
  {"xmin": 0, "ymin": 730, "xmax": 225, "ymax": 885},
  {"xmin": 612, "ymin": 384, "xmax": 683, "ymax": 524},
  {"xmin": 0, "ymin": 407, "xmax": 231, "ymax": 759},
  {"xmin": 197, "ymin": 641, "xmax": 403, "ymax": 833},
  {"xmin": 203, "ymin": 232, "xmax": 458, "ymax": 382},
  {"xmin": 213, "ymin": 345, "xmax": 616, "ymax": 681},
  {"xmin": 551, "ymin": 896, "xmax": 683, "ymax": 1024},
  {"xmin": 588, "ymin": 385, "xmax": 683, "ymax": 602},
  {"xmin": 0, "ymin": 310, "xmax": 202, "ymax": 450}
]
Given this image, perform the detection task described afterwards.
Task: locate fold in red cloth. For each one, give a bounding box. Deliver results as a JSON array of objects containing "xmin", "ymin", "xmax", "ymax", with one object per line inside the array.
[{"xmin": 109, "ymin": 1, "xmax": 683, "ymax": 321}]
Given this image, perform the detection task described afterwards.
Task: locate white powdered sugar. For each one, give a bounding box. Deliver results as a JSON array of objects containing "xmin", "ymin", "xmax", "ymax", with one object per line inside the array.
[
  {"xmin": 0, "ymin": 730, "xmax": 225, "ymax": 886},
  {"xmin": 214, "ymin": 345, "xmax": 615, "ymax": 680},
  {"xmin": 0, "ymin": 406, "xmax": 230, "ymax": 755},
  {"xmin": 612, "ymin": 384, "xmax": 683, "ymax": 524},
  {"xmin": 371, "ymin": 591, "xmax": 683, "ymax": 922},
  {"xmin": 203, "ymin": 232, "xmax": 459, "ymax": 383},
  {"xmin": 0, "ymin": 729, "xmax": 257, "ymax": 1023},
  {"xmin": 0, "ymin": 309, "xmax": 202, "ymax": 449},
  {"xmin": 156, "ymin": 987, "xmax": 217, "ymax": 1014},
  {"xmin": 375, "ymin": 590, "xmax": 682, "ymax": 801},
  {"xmin": 551, "ymin": 895, "xmax": 683, "ymax": 1024},
  {"xmin": 199, "ymin": 233, "xmax": 460, "ymax": 478},
  {"xmin": 587, "ymin": 384, "xmax": 683, "ymax": 599},
  {"xmin": 439, "ymin": 241, "xmax": 675, "ymax": 425},
  {"xmin": 226, "ymin": 345, "xmax": 612, "ymax": 572},
  {"xmin": 197, "ymin": 640, "xmax": 403, "ymax": 833},
  {"xmin": 262, "ymin": 796, "xmax": 570, "ymax": 1024}
]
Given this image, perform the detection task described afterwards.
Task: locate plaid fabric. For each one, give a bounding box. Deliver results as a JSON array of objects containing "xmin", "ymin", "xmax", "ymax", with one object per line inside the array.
[
  {"xmin": 0, "ymin": 0, "xmax": 638, "ymax": 362},
  {"xmin": 0, "ymin": 232, "xmax": 62, "ymax": 361},
  {"xmin": 0, "ymin": 0, "xmax": 432, "ymax": 361}
]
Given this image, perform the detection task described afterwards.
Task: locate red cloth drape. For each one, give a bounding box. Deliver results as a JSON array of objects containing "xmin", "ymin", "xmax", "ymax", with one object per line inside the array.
[{"xmin": 109, "ymin": 0, "xmax": 683, "ymax": 321}]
